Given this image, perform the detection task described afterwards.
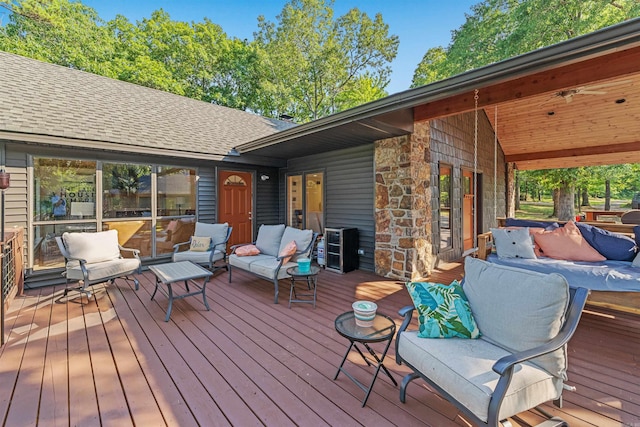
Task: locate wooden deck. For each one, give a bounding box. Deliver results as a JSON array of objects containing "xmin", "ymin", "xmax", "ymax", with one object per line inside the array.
[{"xmin": 1, "ymin": 262, "xmax": 639, "ymax": 426}]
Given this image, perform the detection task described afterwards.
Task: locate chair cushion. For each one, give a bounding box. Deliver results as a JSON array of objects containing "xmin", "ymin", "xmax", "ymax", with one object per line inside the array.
[
  {"xmin": 255, "ymin": 224, "xmax": 285, "ymax": 257},
  {"xmin": 194, "ymin": 222, "xmax": 229, "ymax": 252},
  {"xmin": 173, "ymin": 249, "xmax": 223, "ymax": 265},
  {"xmin": 63, "ymin": 229, "xmax": 121, "ymax": 264},
  {"xmin": 490, "ymin": 227, "xmax": 537, "ymax": 259},
  {"xmin": 398, "ymin": 330, "xmax": 562, "ymax": 422},
  {"xmin": 189, "ymin": 236, "xmax": 211, "ymax": 252},
  {"xmin": 66, "ymin": 258, "xmax": 140, "ymax": 282},
  {"xmin": 463, "ymin": 257, "xmax": 569, "ymax": 379},
  {"xmin": 405, "ymin": 280, "xmax": 480, "ymax": 339},
  {"xmin": 278, "ymin": 227, "xmax": 313, "ymax": 261}
]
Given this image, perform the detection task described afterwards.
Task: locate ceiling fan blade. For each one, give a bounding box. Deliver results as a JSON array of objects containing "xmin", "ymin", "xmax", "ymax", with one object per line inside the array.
[{"xmin": 582, "ymin": 80, "xmax": 633, "ymax": 91}]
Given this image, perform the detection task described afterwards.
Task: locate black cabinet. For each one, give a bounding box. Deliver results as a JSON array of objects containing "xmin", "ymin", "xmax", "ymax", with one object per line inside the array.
[{"xmin": 324, "ymin": 227, "xmax": 358, "ymax": 273}]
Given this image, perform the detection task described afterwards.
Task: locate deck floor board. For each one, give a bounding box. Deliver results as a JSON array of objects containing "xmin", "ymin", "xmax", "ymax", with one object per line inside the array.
[{"xmin": 1, "ymin": 262, "xmax": 638, "ymax": 426}]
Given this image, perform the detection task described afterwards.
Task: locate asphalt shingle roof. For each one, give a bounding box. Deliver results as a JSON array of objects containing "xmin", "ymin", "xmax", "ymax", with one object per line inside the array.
[{"xmin": 0, "ymin": 51, "xmax": 295, "ymax": 159}]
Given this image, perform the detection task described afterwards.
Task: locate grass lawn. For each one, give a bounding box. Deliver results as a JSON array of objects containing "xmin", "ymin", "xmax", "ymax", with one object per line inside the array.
[{"xmin": 515, "ymin": 197, "xmax": 631, "ymax": 221}]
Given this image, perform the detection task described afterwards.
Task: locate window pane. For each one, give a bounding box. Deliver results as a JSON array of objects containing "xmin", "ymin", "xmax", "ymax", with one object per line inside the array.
[
  {"xmin": 439, "ymin": 165, "xmax": 452, "ymax": 249},
  {"xmin": 32, "ymin": 223, "xmax": 97, "ymax": 270},
  {"xmin": 157, "ymin": 166, "xmax": 196, "ymax": 216},
  {"xmin": 305, "ymin": 172, "xmax": 323, "ymax": 233},
  {"xmin": 156, "ymin": 218, "xmax": 196, "ymax": 256},
  {"xmin": 103, "ymin": 163, "xmax": 152, "ymax": 218},
  {"xmin": 102, "ymin": 220, "xmax": 152, "ymax": 257},
  {"xmin": 33, "ymin": 158, "xmax": 96, "ymax": 221},
  {"xmin": 288, "ymin": 175, "xmax": 303, "ymax": 229}
]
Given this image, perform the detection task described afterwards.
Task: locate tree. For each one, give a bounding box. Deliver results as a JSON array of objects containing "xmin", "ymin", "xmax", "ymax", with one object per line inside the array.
[
  {"xmin": 254, "ymin": 0, "xmax": 398, "ymax": 121},
  {"xmin": 0, "ymin": 0, "xmax": 117, "ymax": 76},
  {"xmin": 412, "ymin": 0, "xmax": 640, "ymax": 87}
]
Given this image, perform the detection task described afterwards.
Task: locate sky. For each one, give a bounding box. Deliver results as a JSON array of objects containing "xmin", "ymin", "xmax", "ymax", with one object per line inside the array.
[{"xmin": 81, "ymin": 0, "xmax": 478, "ymax": 95}]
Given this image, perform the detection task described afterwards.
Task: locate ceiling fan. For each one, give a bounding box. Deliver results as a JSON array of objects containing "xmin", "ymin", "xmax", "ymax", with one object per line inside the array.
[{"xmin": 543, "ymin": 80, "xmax": 632, "ymax": 104}]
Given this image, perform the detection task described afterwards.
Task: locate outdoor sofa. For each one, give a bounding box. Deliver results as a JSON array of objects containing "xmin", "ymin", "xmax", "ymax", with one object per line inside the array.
[{"xmin": 228, "ymin": 224, "xmax": 318, "ymax": 303}]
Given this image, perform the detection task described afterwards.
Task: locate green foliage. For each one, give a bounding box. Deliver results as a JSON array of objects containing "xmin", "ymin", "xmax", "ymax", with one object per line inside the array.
[
  {"xmin": 412, "ymin": 0, "xmax": 640, "ymax": 87},
  {"xmin": 254, "ymin": 0, "xmax": 398, "ymax": 121}
]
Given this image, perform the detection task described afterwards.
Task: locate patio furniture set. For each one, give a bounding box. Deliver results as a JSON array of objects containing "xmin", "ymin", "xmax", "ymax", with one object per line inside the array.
[{"xmin": 55, "ymin": 225, "xmax": 589, "ymax": 426}]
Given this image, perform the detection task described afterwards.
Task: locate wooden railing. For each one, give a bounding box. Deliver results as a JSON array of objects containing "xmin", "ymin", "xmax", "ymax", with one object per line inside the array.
[{"xmin": 1, "ymin": 228, "xmax": 24, "ymax": 346}]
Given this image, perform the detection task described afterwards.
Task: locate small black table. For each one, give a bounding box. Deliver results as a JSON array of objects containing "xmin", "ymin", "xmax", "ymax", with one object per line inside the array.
[
  {"xmin": 286, "ymin": 265, "xmax": 321, "ymax": 308},
  {"xmin": 333, "ymin": 311, "xmax": 397, "ymax": 407}
]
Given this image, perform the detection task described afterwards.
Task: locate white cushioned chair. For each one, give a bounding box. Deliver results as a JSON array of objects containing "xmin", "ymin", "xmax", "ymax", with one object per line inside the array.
[
  {"xmin": 228, "ymin": 224, "xmax": 318, "ymax": 303},
  {"xmin": 172, "ymin": 222, "xmax": 232, "ymax": 271},
  {"xmin": 395, "ymin": 257, "xmax": 589, "ymax": 427},
  {"xmin": 56, "ymin": 229, "xmax": 141, "ymax": 299}
]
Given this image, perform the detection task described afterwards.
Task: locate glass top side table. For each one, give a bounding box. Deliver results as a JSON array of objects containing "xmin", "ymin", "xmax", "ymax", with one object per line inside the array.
[{"xmin": 333, "ymin": 311, "xmax": 397, "ymax": 407}]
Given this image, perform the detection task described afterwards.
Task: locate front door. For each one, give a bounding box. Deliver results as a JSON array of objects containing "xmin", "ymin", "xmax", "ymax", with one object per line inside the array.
[
  {"xmin": 462, "ymin": 170, "xmax": 475, "ymax": 252},
  {"xmin": 218, "ymin": 170, "xmax": 252, "ymax": 249}
]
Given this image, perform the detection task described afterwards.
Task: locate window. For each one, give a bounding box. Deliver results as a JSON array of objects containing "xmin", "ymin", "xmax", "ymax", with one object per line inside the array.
[
  {"xmin": 33, "ymin": 158, "xmax": 96, "ymax": 222},
  {"xmin": 157, "ymin": 166, "xmax": 197, "ymax": 216},
  {"xmin": 31, "ymin": 157, "xmax": 198, "ymax": 270},
  {"xmin": 102, "ymin": 163, "xmax": 152, "ymax": 218},
  {"xmin": 439, "ymin": 164, "xmax": 452, "ymax": 250},
  {"xmin": 287, "ymin": 171, "xmax": 324, "ymax": 233}
]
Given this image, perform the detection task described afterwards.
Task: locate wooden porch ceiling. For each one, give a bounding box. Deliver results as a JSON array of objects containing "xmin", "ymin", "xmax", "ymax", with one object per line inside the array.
[
  {"xmin": 414, "ymin": 45, "xmax": 640, "ymax": 170},
  {"xmin": 1, "ymin": 266, "xmax": 639, "ymax": 426}
]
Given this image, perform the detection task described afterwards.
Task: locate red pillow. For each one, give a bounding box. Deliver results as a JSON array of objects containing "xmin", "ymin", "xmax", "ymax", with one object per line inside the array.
[
  {"xmin": 279, "ymin": 240, "xmax": 297, "ymax": 264},
  {"xmin": 235, "ymin": 244, "xmax": 260, "ymax": 256},
  {"xmin": 533, "ymin": 221, "xmax": 605, "ymax": 262}
]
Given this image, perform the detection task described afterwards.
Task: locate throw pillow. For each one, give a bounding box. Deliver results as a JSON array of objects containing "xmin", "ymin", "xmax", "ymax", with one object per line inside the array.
[
  {"xmin": 278, "ymin": 240, "xmax": 297, "ymax": 264},
  {"xmin": 405, "ymin": 280, "xmax": 480, "ymax": 339},
  {"xmin": 490, "ymin": 227, "xmax": 537, "ymax": 259},
  {"xmin": 633, "ymin": 251, "xmax": 640, "ymax": 268},
  {"xmin": 189, "ymin": 236, "xmax": 211, "ymax": 252},
  {"xmin": 533, "ymin": 221, "xmax": 605, "ymax": 262},
  {"xmin": 235, "ymin": 244, "xmax": 260, "ymax": 256},
  {"xmin": 575, "ymin": 222, "xmax": 637, "ymax": 261}
]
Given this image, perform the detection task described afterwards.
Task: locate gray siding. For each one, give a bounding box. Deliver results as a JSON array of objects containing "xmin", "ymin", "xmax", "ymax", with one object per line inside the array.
[
  {"xmin": 254, "ymin": 167, "xmax": 280, "ymax": 234},
  {"xmin": 198, "ymin": 167, "xmax": 216, "ymax": 223},
  {"xmin": 284, "ymin": 145, "xmax": 375, "ymax": 272}
]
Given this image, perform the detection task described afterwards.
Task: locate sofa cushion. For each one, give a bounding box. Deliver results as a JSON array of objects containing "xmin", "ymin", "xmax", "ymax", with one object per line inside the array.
[
  {"xmin": 575, "ymin": 222, "xmax": 637, "ymax": 261},
  {"xmin": 490, "ymin": 227, "xmax": 537, "ymax": 259},
  {"xmin": 533, "ymin": 221, "xmax": 605, "ymax": 262},
  {"xmin": 398, "ymin": 330, "xmax": 562, "ymax": 422},
  {"xmin": 66, "ymin": 258, "xmax": 140, "ymax": 281},
  {"xmin": 194, "ymin": 222, "xmax": 229, "ymax": 253},
  {"xmin": 229, "ymin": 253, "xmax": 272, "ymax": 271},
  {"xmin": 255, "ymin": 224, "xmax": 286, "ymax": 257},
  {"xmin": 248, "ymin": 258, "xmax": 297, "ymax": 279},
  {"xmin": 463, "ymin": 257, "xmax": 569, "ymax": 379},
  {"xmin": 279, "ymin": 227, "xmax": 313, "ymax": 261},
  {"xmin": 405, "ymin": 281, "xmax": 480, "ymax": 339},
  {"xmin": 63, "ymin": 229, "xmax": 121, "ymax": 264}
]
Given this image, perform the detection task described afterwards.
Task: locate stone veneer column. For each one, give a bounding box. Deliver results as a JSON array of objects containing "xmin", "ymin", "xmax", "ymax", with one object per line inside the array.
[{"xmin": 374, "ymin": 122, "xmax": 433, "ymax": 280}]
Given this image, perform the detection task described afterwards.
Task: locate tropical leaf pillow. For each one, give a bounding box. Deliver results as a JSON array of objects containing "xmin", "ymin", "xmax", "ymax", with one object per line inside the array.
[{"xmin": 405, "ymin": 280, "xmax": 480, "ymax": 339}]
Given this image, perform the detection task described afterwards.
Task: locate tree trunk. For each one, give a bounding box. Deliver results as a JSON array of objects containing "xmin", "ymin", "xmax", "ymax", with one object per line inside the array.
[
  {"xmin": 581, "ymin": 188, "xmax": 590, "ymax": 206},
  {"xmin": 557, "ymin": 182, "xmax": 575, "ymax": 221},
  {"xmin": 551, "ymin": 188, "xmax": 559, "ymax": 218},
  {"xmin": 604, "ymin": 179, "xmax": 611, "ymax": 211},
  {"xmin": 515, "ymin": 173, "xmax": 520, "ymax": 211}
]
